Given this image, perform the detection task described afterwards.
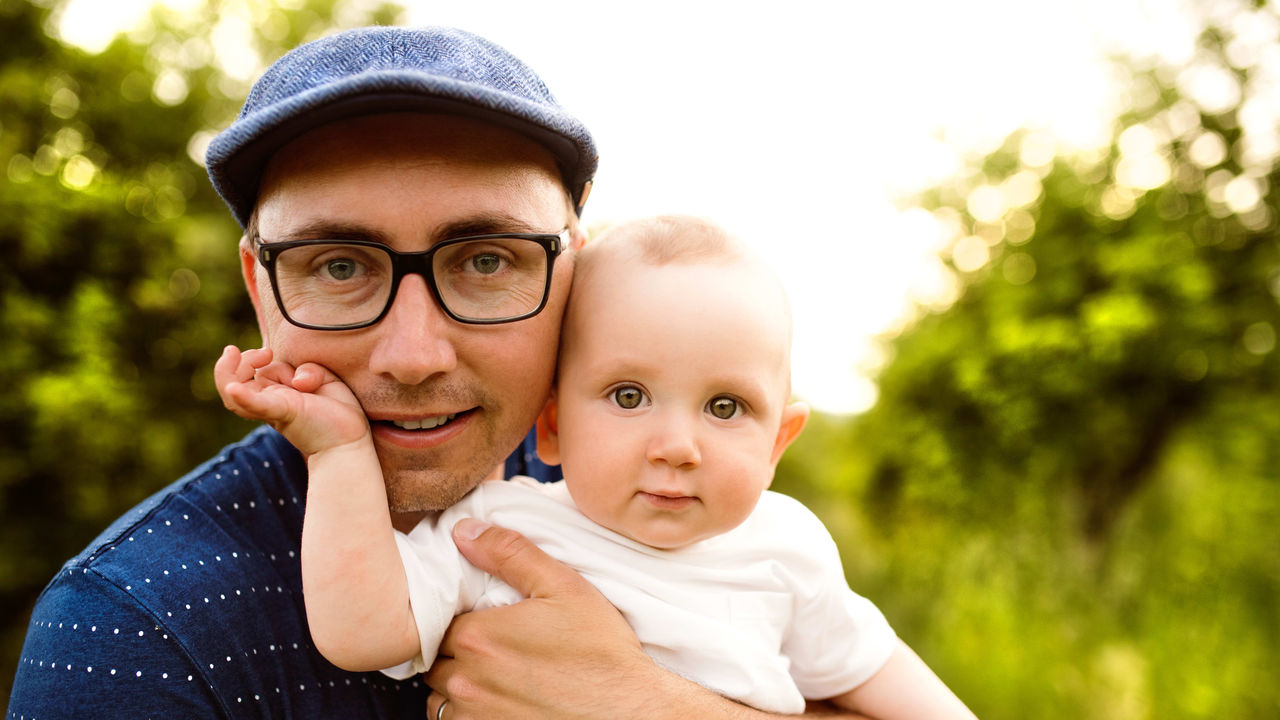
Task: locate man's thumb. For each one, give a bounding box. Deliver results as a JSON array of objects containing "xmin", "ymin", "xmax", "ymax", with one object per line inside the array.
[{"xmin": 451, "ymin": 519, "xmax": 587, "ymax": 600}]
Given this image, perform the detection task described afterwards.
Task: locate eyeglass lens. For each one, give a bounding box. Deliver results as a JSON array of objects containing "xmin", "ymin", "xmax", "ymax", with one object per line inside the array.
[{"xmin": 271, "ymin": 237, "xmax": 550, "ymax": 327}]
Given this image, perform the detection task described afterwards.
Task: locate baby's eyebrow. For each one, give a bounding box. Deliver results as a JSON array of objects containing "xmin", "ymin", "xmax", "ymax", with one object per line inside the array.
[{"xmin": 706, "ymin": 374, "xmax": 775, "ymax": 403}]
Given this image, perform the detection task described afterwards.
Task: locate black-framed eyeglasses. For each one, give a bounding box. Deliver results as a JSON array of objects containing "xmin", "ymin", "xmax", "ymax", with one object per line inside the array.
[{"xmin": 252, "ymin": 230, "xmax": 567, "ymax": 330}]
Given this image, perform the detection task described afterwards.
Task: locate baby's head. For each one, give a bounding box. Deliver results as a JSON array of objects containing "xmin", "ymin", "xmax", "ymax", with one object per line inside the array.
[{"xmin": 536, "ymin": 215, "xmax": 809, "ymax": 549}]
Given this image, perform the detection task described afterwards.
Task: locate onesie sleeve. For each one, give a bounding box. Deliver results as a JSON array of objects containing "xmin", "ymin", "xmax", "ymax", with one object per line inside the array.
[
  {"xmin": 776, "ymin": 499, "xmax": 898, "ymax": 700},
  {"xmin": 381, "ymin": 494, "xmax": 495, "ymax": 681},
  {"xmin": 381, "ymin": 520, "xmax": 470, "ymax": 680}
]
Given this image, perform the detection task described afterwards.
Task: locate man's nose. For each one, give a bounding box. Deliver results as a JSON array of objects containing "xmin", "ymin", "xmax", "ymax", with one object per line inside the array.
[
  {"xmin": 367, "ymin": 273, "xmax": 458, "ymax": 385},
  {"xmin": 645, "ymin": 412, "xmax": 701, "ymax": 469}
]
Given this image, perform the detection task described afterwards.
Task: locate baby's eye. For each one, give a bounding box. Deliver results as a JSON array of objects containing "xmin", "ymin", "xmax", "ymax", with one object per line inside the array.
[
  {"xmin": 707, "ymin": 396, "xmax": 741, "ymax": 420},
  {"xmin": 612, "ymin": 386, "xmax": 646, "ymax": 410}
]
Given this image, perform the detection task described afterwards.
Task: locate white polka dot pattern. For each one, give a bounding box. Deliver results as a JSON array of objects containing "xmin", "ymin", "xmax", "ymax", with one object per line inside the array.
[{"xmin": 7, "ymin": 427, "xmax": 435, "ymax": 718}]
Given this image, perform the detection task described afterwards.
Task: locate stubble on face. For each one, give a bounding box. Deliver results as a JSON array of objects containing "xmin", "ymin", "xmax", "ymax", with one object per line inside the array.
[{"xmin": 366, "ymin": 377, "xmax": 501, "ymax": 512}]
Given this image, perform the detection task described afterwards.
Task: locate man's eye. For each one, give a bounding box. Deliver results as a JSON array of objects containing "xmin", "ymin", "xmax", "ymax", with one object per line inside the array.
[
  {"xmin": 707, "ymin": 396, "xmax": 740, "ymax": 420},
  {"xmin": 612, "ymin": 386, "xmax": 645, "ymax": 409},
  {"xmin": 324, "ymin": 258, "xmax": 359, "ymax": 280},
  {"xmin": 470, "ymin": 253, "xmax": 502, "ymax": 274}
]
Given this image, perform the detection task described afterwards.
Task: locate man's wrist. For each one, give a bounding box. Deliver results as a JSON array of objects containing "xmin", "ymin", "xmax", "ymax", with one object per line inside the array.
[{"xmin": 638, "ymin": 665, "xmax": 771, "ymax": 720}]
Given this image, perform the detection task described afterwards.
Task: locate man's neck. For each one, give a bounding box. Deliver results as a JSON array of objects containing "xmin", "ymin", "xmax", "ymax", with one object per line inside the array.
[
  {"xmin": 390, "ymin": 511, "xmax": 427, "ymax": 533},
  {"xmin": 388, "ymin": 463, "xmax": 505, "ymax": 533}
]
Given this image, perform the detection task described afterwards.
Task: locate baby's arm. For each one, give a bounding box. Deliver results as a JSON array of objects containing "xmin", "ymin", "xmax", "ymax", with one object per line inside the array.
[
  {"xmin": 828, "ymin": 640, "xmax": 977, "ymax": 719},
  {"xmin": 214, "ymin": 346, "xmax": 420, "ymax": 671},
  {"xmin": 775, "ymin": 493, "xmax": 976, "ymax": 720}
]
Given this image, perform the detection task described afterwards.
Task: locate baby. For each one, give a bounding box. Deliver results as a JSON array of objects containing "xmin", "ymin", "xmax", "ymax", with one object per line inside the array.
[{"xmin": 216, "ymin": 215, "xmax": 975, "ymax": 717}]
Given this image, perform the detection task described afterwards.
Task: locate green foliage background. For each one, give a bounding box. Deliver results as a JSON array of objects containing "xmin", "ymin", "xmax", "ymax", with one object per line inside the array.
[
  {"xmin": 2, "ymin": 0, "xmax": 1277, "ymax": 716},
  {"xmin": 772, "ymin": 12, "xmax": 1280, "ymax": 718},
  {"xmin": 0, "ymin": 0, "xmax": 403, "ymax": 704}
]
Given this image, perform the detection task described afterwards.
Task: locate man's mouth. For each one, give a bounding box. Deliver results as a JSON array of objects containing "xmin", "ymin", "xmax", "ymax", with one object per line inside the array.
[
  {"xmin": 389, "ymin": 413, "xmax": 458, "ymax": 431},
  {"xmin": 368, "ymin": 408, "xmax": 477, "ymax": 449}
]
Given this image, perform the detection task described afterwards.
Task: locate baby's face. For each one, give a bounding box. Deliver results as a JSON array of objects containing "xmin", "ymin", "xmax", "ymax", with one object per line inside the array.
[{"xmin": 544, "ymin": 257, "xmax": 803, "ymax": 549}]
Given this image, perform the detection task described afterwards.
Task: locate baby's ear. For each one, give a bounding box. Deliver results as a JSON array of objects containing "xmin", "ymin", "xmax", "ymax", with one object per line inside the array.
[
  {"xmin": 535, "ymin": 395, "xmax": 562, "ymax": 466},
  {"xmin": 769, "ymin": 401, "xmax": 810, "ymax": 467}
]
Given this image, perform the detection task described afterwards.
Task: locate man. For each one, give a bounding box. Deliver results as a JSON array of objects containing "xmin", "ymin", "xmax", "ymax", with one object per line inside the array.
[{"xmin": 8, "ymin": 27, "xmax": 859, "ymax": 719}]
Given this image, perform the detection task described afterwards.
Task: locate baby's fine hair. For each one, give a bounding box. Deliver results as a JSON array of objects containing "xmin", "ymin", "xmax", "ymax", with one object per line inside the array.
[
  {"xmin": 575, "ymin": 214, "xmax": 747, "ymax": 278},
  {"xmin": 562, "ymin": 214, "xmax": 795, "ymax": 396},
  {"xmin": 569, "ymin": 211, "xmax": 793, "ymax": 346}
]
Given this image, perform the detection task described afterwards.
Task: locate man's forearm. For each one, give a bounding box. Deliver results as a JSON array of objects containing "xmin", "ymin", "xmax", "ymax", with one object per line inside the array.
[{"xmin": 645, "ymin": 672, "xmax": 869, "ymax": 720}]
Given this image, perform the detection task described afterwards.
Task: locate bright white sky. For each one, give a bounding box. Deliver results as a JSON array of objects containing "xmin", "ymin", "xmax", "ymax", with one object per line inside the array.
[{"xmin": 56, "ymin": 0, "xmax": 1205, "ymax": 413}]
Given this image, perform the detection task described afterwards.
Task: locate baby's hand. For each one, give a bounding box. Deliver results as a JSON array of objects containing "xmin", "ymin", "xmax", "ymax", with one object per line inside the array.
[{"xmin": 214, "ymin": 345, "xmax": 370, "ymax": 456}]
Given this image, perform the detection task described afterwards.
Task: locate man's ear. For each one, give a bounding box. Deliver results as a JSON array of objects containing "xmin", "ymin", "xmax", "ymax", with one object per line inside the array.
[
  {"xmin": 239, "ymin": 235, "xmax": 271, "ymax": 344},
  {"xmin": 769, "ymin": 401, "xmax": 810, "ymax": 468},
  {"xmin": 239, "ymin": 235, "xmax": 260, "ymax": 303},
  {"xmin": 535, "ymin": 394, "xmax": 562, "ymax": 466}
]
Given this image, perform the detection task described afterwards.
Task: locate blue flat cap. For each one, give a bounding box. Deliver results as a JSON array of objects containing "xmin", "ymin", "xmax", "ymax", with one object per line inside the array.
[{"xmin": 206, "ymin": 26, "xmax": 598, "ymax": 228}]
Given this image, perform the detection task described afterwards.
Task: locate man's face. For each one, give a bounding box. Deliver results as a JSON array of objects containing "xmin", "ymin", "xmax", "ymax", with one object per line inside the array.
[{"xmin": 244, "ymin": 113, "xmax": 575, "ymax": 515}]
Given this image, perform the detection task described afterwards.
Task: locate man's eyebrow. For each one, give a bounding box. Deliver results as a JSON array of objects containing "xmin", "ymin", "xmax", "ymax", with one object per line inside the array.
[
  {"xmin": 266, "ymin": 221, "xmax": 390, "ymax": 244},
  {"xmin": 435, "ymin": 213, "xmax": 555, "ymax": 239},
  {"xmin": 264, "ymin": 214, "xmax": 554, "ymax": 244}
]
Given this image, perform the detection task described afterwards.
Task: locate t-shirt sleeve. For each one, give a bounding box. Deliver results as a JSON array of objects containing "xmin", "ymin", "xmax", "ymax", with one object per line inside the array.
[
  {"xmin": 7, "ymin": 568, "xmax": 223, "ymax": 718},
  {"xmin": 777, "ymin": 500, "xmax": 898, "ymax": 700}
]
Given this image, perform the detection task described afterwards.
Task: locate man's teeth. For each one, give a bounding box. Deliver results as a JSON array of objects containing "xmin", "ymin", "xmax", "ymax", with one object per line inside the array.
[{"xmin": 392, "ymin": 414, "xmax": 457, "ymax": 430}]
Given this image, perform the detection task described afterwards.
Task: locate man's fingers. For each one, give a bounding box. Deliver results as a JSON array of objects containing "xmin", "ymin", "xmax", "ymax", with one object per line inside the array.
[
  {"xmin": 435, "ymin": 522, "xmax": 647, "ymax": 717},
  {"xmin": 425, "ymin": 689, "xmax": 449, "ymax": 720},
  {"xmin": 451, "ymin": 519, "xmax": 590, "ymax": 600}
]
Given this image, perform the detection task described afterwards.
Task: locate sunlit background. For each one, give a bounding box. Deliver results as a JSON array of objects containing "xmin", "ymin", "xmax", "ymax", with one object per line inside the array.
[
  {"xmin": 51, "ymin": 0, "xmax": 1247, "ymax": 413},
  {"xmin": 6, "ymin": 1, "xmax": 1280, "ymax": 717}
]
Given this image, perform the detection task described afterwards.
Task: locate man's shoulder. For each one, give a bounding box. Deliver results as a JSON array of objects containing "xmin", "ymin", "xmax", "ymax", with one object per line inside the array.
[
  {"xmin": 10, "ymin": 427, "xmax": 429, "ymax": 718},
  {"xmin": 67, "ymin": 424, "xmax": 309, "ymax": 627},
  {"xmin": 42, "ymin": 427, "xmax": 312, "ymax": 631},
  {"xmin": 13, "ymin": 428, "xmax": 305, "ymax": 704},
  {"xmin": 71, "ymin": 425, "xmax": 306, "ymax": 567}
]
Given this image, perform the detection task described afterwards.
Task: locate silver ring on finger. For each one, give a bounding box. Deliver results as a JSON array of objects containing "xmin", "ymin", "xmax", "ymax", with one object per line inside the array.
[{"xmin": 435, "ymin": 697, "xmax": 449, "ymax": 720}]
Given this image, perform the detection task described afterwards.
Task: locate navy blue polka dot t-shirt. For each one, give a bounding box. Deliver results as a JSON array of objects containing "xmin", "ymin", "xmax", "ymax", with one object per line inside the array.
[{"xmin": 7, "ymin": 425, "xmax": 559, "ymax": 718}]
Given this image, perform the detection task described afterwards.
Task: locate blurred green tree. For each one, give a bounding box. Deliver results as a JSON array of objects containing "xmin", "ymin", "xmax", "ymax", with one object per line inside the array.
[
  {"xmin": 0, "ymin": 0, "xmax": 403, "ymax": 701},
  {"xmin": 774, "ymin": 5, "xmax": 1280, "ymax": 719},
  {"xmin": 4, "ymin": 0, "xmax": 1278, "ymax": 716}
]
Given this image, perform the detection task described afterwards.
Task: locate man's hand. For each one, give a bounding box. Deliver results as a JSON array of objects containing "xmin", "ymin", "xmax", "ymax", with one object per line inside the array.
[
  {"xmin": 424, "ymin": 520, "xmax": 867, "ymax": 720},
  {"xmin": 425, "ymin": 518, "xmax": 657, "ymax": 719}
]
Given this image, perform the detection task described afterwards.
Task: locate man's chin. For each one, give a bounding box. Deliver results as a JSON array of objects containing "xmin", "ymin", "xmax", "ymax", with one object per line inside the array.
[{"xmin": 382, "ymin": 466, "xmax": 488, "ymax": 514}]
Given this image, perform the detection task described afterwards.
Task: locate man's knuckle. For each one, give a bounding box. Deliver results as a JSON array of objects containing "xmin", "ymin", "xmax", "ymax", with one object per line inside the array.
[
  {"xmin": 486, "ymin": 527, "xmax": 532, "ymax": 564},
  {"xmin": 443, "ymin": 674, "xmax": 483, "ymax": 705},
  {"xmin": 450, "ymin": 622, "xmax": 492, "ymax": 657}
]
